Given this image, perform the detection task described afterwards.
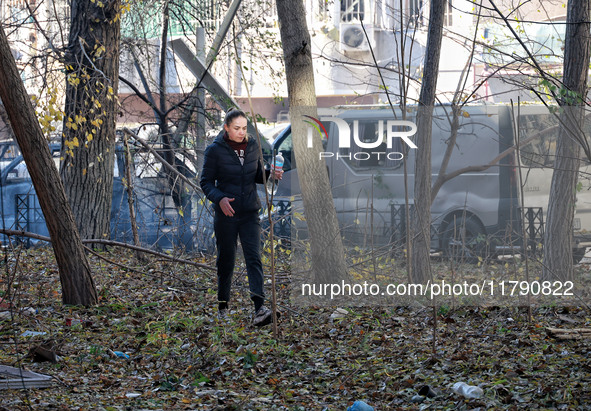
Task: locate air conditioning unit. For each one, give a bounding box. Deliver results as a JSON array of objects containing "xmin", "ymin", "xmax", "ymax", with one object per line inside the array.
[{"xmin": 339, "ymin": 22, "xmax": 374, "ymax": 52}]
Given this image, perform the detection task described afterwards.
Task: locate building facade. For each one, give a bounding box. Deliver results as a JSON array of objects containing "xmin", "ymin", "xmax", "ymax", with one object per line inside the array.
[{"xmin": 1, "ymin": 0, "xmax": 570, "ymax": 132}]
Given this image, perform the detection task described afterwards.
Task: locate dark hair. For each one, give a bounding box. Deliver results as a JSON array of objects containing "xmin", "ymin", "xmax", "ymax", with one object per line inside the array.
[{"xmin": 224, "ymin": 108, "xmax": 247, "ymax": 127}]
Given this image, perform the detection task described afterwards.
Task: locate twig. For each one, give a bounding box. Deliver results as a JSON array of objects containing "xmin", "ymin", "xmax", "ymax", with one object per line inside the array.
[
  {"xmin": 78, "ymin": 38, "xmax": 109, "ymax": 82},
  {"xmin": 86, "ymin": 247, "xmax": 211, "ymax": 292},
  {"xmin": 84, "ymin": 239, "xmax": 214, "ymax": 271},
  {"xmin": 0, "ymin": 229, "xmax": 215, "ymax": 271}
]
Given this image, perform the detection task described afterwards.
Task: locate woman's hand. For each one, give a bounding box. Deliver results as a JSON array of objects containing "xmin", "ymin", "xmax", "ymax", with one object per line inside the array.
[
  {"xmin": 219, "ymin": 197, "xmax": 235, "ymax": 217},
  {"xmin": 272, "ymin": 168, "xmax": 284, "ymax": 180}
]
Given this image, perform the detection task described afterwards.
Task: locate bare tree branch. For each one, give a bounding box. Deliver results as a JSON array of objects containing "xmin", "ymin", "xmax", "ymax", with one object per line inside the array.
[
  {"xmin": 122, "ymin": 127, "xmax": 205, "ymax": 196},
  {"xmin": 0, "ymin": 229, "xmax": 215, "ymax": 271}
]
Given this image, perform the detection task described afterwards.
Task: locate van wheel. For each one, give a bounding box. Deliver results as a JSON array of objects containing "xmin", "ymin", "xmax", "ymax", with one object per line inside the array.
[{"xmin": 442, "ymin": 216, "xmax": 486, "ymax": 264}]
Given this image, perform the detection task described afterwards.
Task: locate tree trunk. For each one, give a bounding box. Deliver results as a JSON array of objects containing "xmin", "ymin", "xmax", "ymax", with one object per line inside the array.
[
  {"xmin": 543, "ymin": 0, "xmax": 590, "ymax": 281},
  {"xmin": 411, "ymin": 0, "xmax": 445, "ymax": 283},
  {"xmin": 61, "ymin": 0, "xmax": 121, "ymax": 241},
  {"xmin": 275, "ymin": 0, "xmax": 349, "ymax": 284},
  {"xmin": 0, "ymin": 26, "xmax": 97, "ymax": 306}
]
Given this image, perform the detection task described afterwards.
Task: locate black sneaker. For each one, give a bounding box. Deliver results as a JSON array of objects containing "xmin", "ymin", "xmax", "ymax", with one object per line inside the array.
[
  {"xmin": 253, "ymin": 306, "xmax": 280, "ymax": 327},
  {"xmin": 218, "ymin": 308, "xmax": 229, "ymax": 321}
]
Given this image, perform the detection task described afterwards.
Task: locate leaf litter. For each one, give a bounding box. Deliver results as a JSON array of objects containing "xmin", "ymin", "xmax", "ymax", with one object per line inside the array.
[{"xmin": 1, "ymin": 246, "xmax": 591, "ymax": 409}]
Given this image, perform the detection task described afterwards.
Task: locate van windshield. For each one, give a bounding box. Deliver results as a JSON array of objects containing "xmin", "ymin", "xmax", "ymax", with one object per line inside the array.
[{"xmin": 337, "ymin": 119, "xmax": 405, "ymax": 172}]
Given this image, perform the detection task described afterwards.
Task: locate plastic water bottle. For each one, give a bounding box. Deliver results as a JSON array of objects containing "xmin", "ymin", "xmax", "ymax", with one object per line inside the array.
[
  {"xmin": 451, "ymin": 382, "xmax": 484, "ymax": 399},
  {"xmin": 266, "ymin": 152, "xmax": 284, "ymax": 195},
  {"xmin": 347, "ymin": 400, "xmax": 374, "ymax": 411},
  {"xmin": 272, "ymin": 152, "xmax": 284, "ymax": 175}
]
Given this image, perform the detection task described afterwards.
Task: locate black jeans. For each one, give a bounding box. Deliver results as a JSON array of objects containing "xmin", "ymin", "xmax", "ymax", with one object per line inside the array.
[{"xmin": 214, "ymin": 211, "xmax": 264, "ymax": 311}]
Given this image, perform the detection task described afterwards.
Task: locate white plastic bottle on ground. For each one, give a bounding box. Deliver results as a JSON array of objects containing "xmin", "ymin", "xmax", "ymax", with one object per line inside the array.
[{"xmin": 451, "ymin": 382, "xmax": 484, "ymax": 399}]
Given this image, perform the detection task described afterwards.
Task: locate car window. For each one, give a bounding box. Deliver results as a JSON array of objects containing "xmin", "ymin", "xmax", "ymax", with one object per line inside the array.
[
  {"xmin": 4, "ymin": 147, "xmax": 70, "ymax": 182},
  {"xmin": 134, "ymin": 151, "xmax": 162, "ymax": 177},
  {"xmin": 0, "ymin": 144, "xmax": 21, "ymax": 161},
  {"xmin": 7, "ymin": 161, "xmax": 30, "ymax": 180}
]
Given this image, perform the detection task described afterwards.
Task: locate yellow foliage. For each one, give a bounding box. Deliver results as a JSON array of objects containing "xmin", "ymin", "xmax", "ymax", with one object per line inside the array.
[
  {"xmin": 65, "ymin": 137, "xmax": 80, "ymax": 150},
  {"xmin": 33, "ymin": 86, "xmax": 65, "ymax": 138}
]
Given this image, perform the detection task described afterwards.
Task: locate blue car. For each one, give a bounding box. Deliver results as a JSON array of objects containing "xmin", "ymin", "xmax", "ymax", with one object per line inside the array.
[{"xmin": 0, "ymin": 142, "xmax": 214, "ymax": 252}]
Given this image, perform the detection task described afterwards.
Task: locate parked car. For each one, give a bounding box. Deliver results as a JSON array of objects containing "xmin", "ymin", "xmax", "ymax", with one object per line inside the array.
[{"xmin": 0, "ymin": 141, "xmax": 213, "ymax": 252}]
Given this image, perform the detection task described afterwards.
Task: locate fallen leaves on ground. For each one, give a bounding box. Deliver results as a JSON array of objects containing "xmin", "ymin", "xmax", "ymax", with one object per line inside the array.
[{"xmin": 1, "ymin": 246, "xmax": 591, "ymax": 410}]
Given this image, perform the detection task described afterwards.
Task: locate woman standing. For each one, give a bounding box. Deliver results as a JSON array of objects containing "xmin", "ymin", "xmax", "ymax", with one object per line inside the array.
[{"xmin": 200, "ymin": 109, "xmax": 282, "ymax": 326}]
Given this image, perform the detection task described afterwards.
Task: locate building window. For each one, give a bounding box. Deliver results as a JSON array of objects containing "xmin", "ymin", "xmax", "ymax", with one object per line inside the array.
[
  {"xmin": 444, "ymin": 0, "xmax": 453, "ymax": 26},
  {"xmin": 341, "ymin": 0, "xmax": 365, "ymax": 22},
  {"xmin": 318, "ymin": 0, "xmax": 331, "ymax": 19},
  {"xmin": 409, "ymin": 0, "xmax": 423, "ymax": 27}
]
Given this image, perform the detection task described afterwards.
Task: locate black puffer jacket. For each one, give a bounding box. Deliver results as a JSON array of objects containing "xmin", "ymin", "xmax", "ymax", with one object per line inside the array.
[{"xmin": 200, "ymin": 133, "xmax": 265, "ymax": 214}]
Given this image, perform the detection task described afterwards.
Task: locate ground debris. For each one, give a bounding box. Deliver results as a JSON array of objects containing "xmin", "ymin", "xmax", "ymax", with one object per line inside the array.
[
  {"xmin": 0, "ymin": 365, "xmax": 54, "ymax": 389},
  {"xmin": 1, "ymin": 246, "xmax": 591, "ymax": 409},
  {"xmin": 546, "ymin": 327, "xmax": 591, "ymax": 340}
]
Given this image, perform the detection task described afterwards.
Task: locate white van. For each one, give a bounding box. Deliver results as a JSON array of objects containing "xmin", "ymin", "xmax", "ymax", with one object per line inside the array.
[{"xmin": 269, "ymin": 104, "xmax": 591, "ymax": 262}]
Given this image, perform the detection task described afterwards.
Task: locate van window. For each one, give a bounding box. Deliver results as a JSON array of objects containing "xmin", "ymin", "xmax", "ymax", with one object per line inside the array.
[
  {"xmin": 519, "ymin": 114, "xmax": 557, "ymax": 168},
  {"xmin": 338, "ymin": 120, "xmax": 404, "ymax": 172},
  {"xmin": 275, "ymin": 129, "xmax": 294, "ymax": 172},
  {"xmin": 519, "ymin": 112, "xmax": 591, "ymax": 168}
]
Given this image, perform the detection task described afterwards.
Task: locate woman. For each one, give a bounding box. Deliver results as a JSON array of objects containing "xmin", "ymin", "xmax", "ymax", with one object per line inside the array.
[{"xmin": 200, "ymin": 109, "xmax": 282, "ymax": 326}]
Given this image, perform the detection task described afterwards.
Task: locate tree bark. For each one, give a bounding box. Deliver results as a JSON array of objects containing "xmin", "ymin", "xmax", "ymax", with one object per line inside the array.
[
  {"xmin": 275, "ymin": 0, "xmax": 349, "ymax": 283},
  {"xmin": 543, "ymin": 0, "xmax": 590, "ymax": 281},
  {"xmin": 411, "ymin": 0, "xmax": 445, "ymax": 283},
  {"xmin": 61, "ymin": 0, "xmax": 121, "ymax": 242},
  {"xmin": 0, "ymin": 26, "xmax": 97, "ymax": 306}
]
